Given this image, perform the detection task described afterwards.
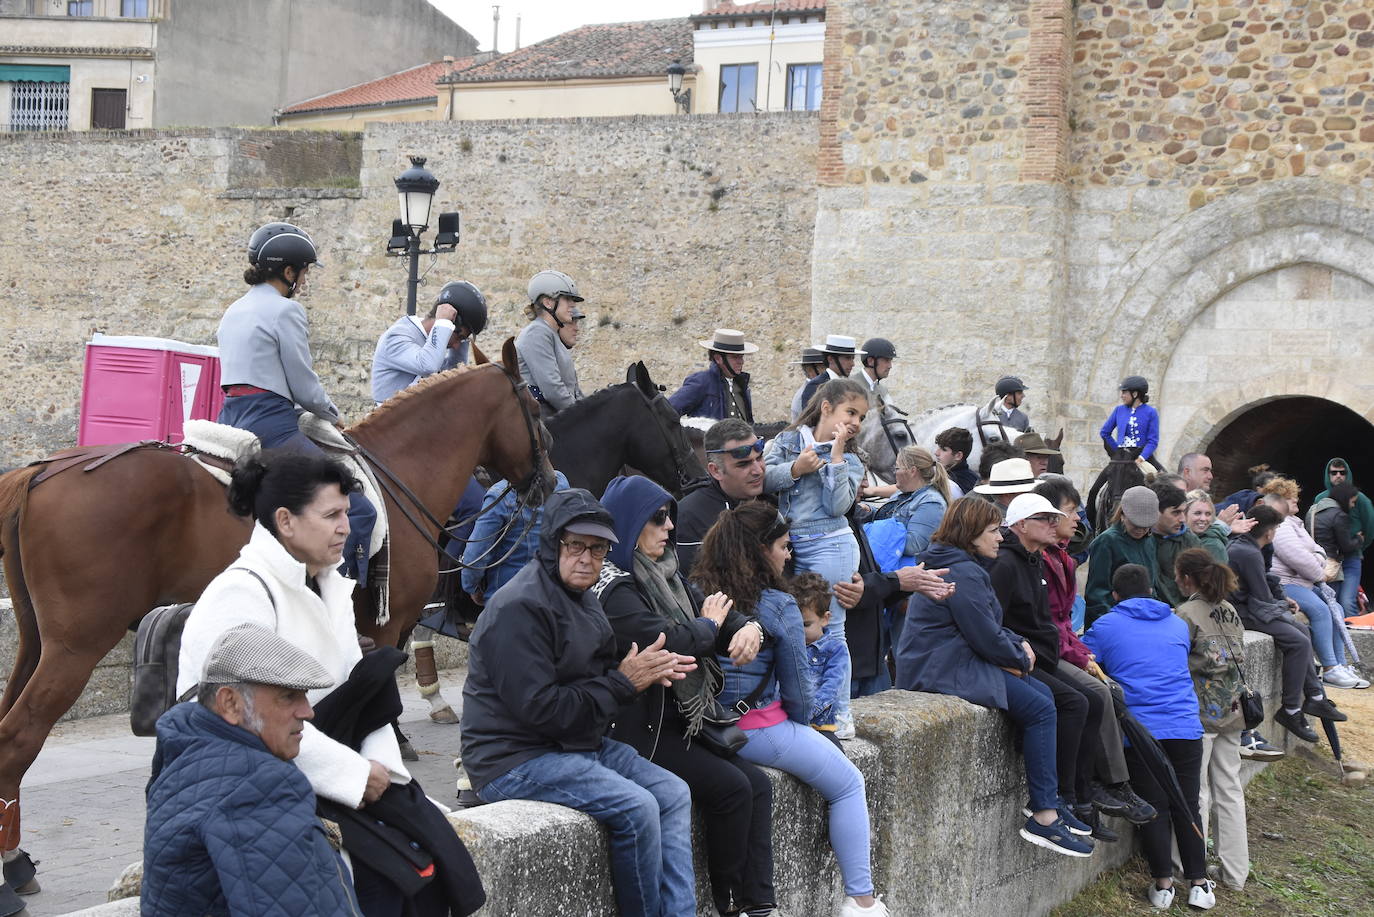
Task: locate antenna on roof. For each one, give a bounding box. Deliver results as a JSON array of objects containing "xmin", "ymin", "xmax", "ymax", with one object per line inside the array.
[
  {"xmin": 515, "ymin": 14, "xmax": 521, "ymax": 50},
  {"xmin": 491, "ymin": 5, "xmax": 500, "ymax": 53}
]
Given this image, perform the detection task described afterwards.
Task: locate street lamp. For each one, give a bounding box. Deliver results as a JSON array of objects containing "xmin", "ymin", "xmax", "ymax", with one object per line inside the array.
[
  {"xmin": 388, "ymin": 155, "xmax": 461, "ymax": 315},
  {"xmin": 667, "ymin": 60, "xmax": 691, "ymax": 114}
]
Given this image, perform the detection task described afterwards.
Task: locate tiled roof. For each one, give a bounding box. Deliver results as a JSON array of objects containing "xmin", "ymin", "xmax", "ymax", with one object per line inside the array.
[
  {"xmin": 694, "ymin": 0, "xmax": 826, "ymax": 18},
  {"xmin": 439, "ymin": 18, "xmax": 692, "ymax": 84},
  {"xmin": 280, "ymin": 57, "xmax": 480, "ymax": 115}
]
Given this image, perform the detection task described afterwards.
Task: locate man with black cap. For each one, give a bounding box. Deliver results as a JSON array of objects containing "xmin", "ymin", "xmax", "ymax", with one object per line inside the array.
[
  {"xmin": 980, "ymin": 376, "xmax": 1034, "ymax": 437},
  {"xmin": 789, "ymin": 346, "xmax": 826, "ymax": 421},
  {"xmin": 370, "ymin": 280, "xmax": 487, "ymax": 404},
  {"xmin": 143, "ymin": 624, "xmax": 362, "ymax": 917},
  {"xmin": 668, "ymin": 328, "xmax": 757, "ymax": 422},
  {"xmin": 516, "ymin": 269, "xmax": 586, "ymax": 417},
  {"xmin": 797, "ymin": 334, "xmax": 866, "ymax": 414},
  {"xmin": 461, "ymin": 489, "xmax": 699, "ymax": 916},
  {"xmin": 857, "ymin": 337, "xmax": 897, "ymax": 409}
]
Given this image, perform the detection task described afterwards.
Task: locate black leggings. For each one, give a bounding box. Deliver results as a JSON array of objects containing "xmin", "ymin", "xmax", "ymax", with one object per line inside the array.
[
  {"xmin": 1030, "ymin": 666, "xmax": 1105, "ymax": 803},
  {"xmin": 1126, "ymin": 737, "xmax": 1206, "ymax": 881}
]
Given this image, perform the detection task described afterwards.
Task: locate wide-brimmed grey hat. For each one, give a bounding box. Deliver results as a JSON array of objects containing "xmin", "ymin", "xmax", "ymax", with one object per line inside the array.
[
  {"xmin": 974, "ymin": 458, "xmax": 1039, "ymax": 495},
  {"xmin": 789, "ymin": 347, "xmax": 825, "ymax": 365},
  {"xmin": 815, "ymin": 334, "xmax": 866, "ymax": 356},
  {"xmin": 699, "ymin": 328, "xmax": 759, "ymax": 355},
  {"xmin": 201, "ymin": 624, "xmax": 334, "ymax": 692},
  {"xmin": 1015, "ymin": 431, "xmax": 1061, "ymax": 456},
  {"xmin": 1119, "ymin": 485, "xmax": 1161, "ymax": 528}
]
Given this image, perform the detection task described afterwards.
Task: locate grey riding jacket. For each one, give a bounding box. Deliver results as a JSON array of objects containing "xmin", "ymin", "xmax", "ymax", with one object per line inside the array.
[
  {"xmin": 216, "ymin": 283, "xmax": 338, "ymax": 421},
  {"xmin": 515, "ymin": 319, "xmax": 582, "ymax": 411}
]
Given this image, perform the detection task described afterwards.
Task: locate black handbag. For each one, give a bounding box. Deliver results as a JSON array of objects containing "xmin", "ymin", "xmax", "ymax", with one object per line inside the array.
[
  {"xmin": 1220, "ymin": 631, "xmax": 1264, "ymax": 730},
  {"xmin": 694, "ymin": 657, "xmax": 775, "ymax": 758}
]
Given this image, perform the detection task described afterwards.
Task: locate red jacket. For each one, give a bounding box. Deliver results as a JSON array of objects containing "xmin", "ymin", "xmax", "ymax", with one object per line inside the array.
[{"xmin": 1042, "ymin": 541, "xmax": 1092, "ymax": 669}]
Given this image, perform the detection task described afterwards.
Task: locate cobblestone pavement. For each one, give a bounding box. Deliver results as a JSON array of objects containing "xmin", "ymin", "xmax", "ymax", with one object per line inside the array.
[{"xmin": 16, "ymin": 669, "xmax": 469, "ymax": 916}]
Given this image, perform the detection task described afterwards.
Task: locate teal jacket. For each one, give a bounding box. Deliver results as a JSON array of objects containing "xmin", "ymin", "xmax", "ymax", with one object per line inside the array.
[
  {"xmin": 1314, "ymin": 456, "xmax": 1373, "ymax": 557},
  {"xmin": 1084, "ymin": 521, "xmax": 1158, "ymax": 625}
]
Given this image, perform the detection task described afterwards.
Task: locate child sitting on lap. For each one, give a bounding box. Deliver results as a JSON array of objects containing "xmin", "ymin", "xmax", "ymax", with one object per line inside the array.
[{"xmin": 791, "ymin": 573, "xmax": 847, "ymax": 744}]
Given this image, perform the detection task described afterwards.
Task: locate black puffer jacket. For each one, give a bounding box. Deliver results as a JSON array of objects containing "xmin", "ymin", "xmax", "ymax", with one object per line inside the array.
[
  {"xmin": 460, "ymin": 489, "xmax": 639, "ymax": 792},
  {"xmin": 989, "ymin": 538, "xmax": 1060, "ymax": 672}
]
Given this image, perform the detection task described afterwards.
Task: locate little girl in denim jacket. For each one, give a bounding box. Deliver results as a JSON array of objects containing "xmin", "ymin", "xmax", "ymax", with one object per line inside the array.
[{"xmin": 764, "ymin": 377, "xmax": 868, "ymax": 738}]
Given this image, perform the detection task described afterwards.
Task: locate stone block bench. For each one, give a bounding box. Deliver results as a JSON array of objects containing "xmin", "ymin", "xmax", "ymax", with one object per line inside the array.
[{"xmin": 58, "ymin": 632, "xmax": 1288, "ymax": 917}]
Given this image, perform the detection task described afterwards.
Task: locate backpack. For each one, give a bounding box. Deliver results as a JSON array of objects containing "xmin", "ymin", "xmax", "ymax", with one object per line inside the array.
[{"xmin": 130, "ymin": 568, "xmax": 276, "ymax": 736}]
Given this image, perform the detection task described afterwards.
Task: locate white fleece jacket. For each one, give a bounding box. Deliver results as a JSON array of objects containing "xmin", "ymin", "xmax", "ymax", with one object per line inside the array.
[{"xmin": 177, "ymin": 523, "xmax": 410, "ymax": 808}]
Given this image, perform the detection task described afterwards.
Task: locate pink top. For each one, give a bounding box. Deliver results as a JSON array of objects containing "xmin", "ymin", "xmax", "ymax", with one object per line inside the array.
[{"xmin": 739, "ymin": 700, "xmax": 787, "ymax": 731}]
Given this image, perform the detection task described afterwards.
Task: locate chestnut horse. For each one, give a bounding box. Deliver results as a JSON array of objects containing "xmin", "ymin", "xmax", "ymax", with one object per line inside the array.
[{"xmin": 0, "ymin": 338, "xmax": 553, "ymax": 853}]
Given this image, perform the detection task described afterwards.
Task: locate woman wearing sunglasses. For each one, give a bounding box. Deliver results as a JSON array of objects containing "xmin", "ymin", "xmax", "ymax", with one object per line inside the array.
[
  {"xmin": 693, "ymin": 502, "xmax": 889, "ymax": 917},
  {"xmin": 596, "ymin": 475, "xmax": 775, "ymax": 917}
]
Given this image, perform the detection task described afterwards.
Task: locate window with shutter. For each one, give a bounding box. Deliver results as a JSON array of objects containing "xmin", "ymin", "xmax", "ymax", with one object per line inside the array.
[{"xmin": 92, "ymin": 88, "xmax": 127, "ymax": 129}]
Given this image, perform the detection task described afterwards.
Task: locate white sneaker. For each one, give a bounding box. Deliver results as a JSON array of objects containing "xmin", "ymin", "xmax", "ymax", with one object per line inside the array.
[
  {"xmin": 1188, "ymin": 879, "xmax": 1217, "ymax": 909},
  {"xmin": 1148, "ymin": 884, "xmax": 1175, "ymax": 909},
  {"xmin": 1323, "ymin": 666, "xmax": 1362, "ymax": 689},
  {"xmin": 838, "ymin": 896, "xmax": 889, "ymax": 917},
  {"xmin": 1341, "ymin": 665, "xmax": 1370, "ymax": 689}
]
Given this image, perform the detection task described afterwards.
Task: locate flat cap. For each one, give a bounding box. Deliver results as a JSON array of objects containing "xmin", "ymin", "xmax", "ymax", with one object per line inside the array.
[{"xmin": 201, "ymin": 623, "xmax": 334, "ymax": 692}]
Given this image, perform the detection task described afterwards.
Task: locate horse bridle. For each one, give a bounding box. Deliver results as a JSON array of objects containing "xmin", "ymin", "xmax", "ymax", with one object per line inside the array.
[
  {"xmin": 349, "ymin": 365, "xmax": 550, "ymax": 573},
  {"xmin": 638, "ymin": 388, "xmax": 702, "ymax": 495}
]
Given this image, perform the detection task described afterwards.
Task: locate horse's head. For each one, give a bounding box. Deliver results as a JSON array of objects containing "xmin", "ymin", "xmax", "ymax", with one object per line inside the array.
[
  {"xmin": 622, "ymin": 361, "xmax": 708, "ymax": 497},
  {"xmin": 492, "ymin": 337, "xmax": 557, "ymax": 503}
]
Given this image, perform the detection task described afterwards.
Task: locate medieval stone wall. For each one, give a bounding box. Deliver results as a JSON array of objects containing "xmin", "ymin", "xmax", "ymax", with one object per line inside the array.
[{"xmin": 0, "ymin": 114, "xmax": 816, "ymax": 468}]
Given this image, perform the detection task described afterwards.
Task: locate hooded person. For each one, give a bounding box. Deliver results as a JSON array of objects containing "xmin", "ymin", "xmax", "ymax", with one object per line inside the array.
[
  {"xmin": 1312, "ymin": 458, "xmax": 1372, "ymax": 619},
  {"xmin": 459, "ymin": 489, "xmax": 698, "ymax": 917},
  {"xmin": 1083, "ymin": 486, "xmax": 1161, "ymax": 625},
  {"xmin": 594, "ymin": 475, "xmax": 775, "ymax": 917}
]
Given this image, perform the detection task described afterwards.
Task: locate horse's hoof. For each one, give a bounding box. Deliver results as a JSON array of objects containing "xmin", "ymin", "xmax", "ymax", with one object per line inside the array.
[
  {"xmin": 0, "ymin": 882, "xmax": 24, "ymax": 917},
  {"xmin": 1, "ymin": 851, "xmax": 37, "ymax": 896},
  {"xmin": 398, "ymin": 740, "xmax": 420, "ymax": 762},
  {"xmin": 12, "ymin": 880, "xmax": 36, "ymax": 897},
  {"xmin": 429, "ymin": 706, "xmax": 459, "ymax": 725}
]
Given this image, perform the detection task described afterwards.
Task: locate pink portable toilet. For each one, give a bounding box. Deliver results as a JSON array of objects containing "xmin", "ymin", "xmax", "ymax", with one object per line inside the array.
[{"xmin": 79, "ymin": 333, "xmax": 224, "ymax": 446}]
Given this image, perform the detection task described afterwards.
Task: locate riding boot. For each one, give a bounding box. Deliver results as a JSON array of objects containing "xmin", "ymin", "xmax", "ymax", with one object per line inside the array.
[
  {"xmin": 1, "ymin": 850, "xmax": 37, "ymax": 895},
  {"xmin": 413, "ymin": 640, "xmax": 458, "ymax": 725}
]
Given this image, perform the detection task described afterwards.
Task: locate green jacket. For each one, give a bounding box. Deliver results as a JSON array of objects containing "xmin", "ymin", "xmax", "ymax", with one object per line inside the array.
[
  {"xmin": 1154, "ymin": 526, "xmax": 1203, "ymax": 608},
  {"xmin": 1085, "ymin": 521, "xmax": 1158, "ymax": 625},
  {"xmin": 1197, "ymin": 523, "xmax": 1230, "ymax": 564},
  {"xmin": 1314, "ymin": 456, "xmax": 1374, "ymax": 557}
]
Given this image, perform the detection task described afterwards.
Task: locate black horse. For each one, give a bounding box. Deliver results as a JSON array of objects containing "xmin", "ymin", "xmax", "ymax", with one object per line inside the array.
[
  {"xmin": 1085, "ymin": 447, "xmax": 1149, "ymax": 533},
  {"xmin": 547, "ymin": 362, "xmax": 707, "ymax": 498}
]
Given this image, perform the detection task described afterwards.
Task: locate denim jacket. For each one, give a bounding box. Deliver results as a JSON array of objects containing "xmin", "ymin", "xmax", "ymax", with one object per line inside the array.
[
  {"xmin": 805, "ymin": 632, "xmax": 848, "ymax": 728},
  {"xmin": 764, "ymin": 428, "xmax": 864, "ymax": 538},
  {"xmin": 717, "ymin": 588, "xmax": 812, "ymax": 725},
  {"xmin": 873, "ymin": 485, "xmax": 948, "ymax": 558}
]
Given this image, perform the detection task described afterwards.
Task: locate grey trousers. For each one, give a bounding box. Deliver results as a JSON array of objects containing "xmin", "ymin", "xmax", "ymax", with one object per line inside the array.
[
  {"xmin": 1173, "ymin": 729, "xmax": 1250, "ymax": 889},
  {"xmin": 1056, "ymin": 661, "xmax": 1130, "ymax": 786}
]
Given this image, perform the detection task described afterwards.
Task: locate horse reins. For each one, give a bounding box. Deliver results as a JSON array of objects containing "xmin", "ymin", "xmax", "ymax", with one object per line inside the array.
[{"xmin": 639, "ymin": 389, "xmax": 702, "ymax": 494}]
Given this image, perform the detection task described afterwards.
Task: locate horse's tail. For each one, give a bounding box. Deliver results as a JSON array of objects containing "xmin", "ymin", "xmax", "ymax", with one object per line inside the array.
[{"xmin": 0, "ymin": 466, "xmax": 41, "ymax": 718}]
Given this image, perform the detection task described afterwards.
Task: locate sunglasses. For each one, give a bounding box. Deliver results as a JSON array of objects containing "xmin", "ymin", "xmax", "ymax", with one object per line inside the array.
[
  {"xmin": 707, "ymin": 439, "xmax": 765, "ymax": 461},
  {"xmin": 1331, "ymin": 469, "xmax": 1348, "ymax": 476},
  {"xmin": 649, "ymin": 508, "xmax": 671, "ymax": 527}
]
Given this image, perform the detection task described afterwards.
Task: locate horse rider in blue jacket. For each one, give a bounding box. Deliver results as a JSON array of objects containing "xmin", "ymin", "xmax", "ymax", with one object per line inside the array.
[
  {"xmin": 668, "ymin": 328, "xmax": 757, "ymax": 423},
  {"xmin": 216, "ymin": 222, "xmax": 376, "ymax": 583},
  {"xmin": 370, "ymin": 280, "xmax": 486, "ymax": 404},
  {"xmin": 1100, "ymin": 375, "xmax": 1161, "ymax": 469}
]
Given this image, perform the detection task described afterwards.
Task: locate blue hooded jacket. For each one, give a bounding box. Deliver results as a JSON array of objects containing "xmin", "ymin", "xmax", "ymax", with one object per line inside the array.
[
  {"xmin": 1083, "ymin": 596, "xmax": 1202, "ymax": 741},
  {"xmin": 142, "ymin": 702, "xmax": 359, "ymax": 917},
  {"xmin": 600, "ymin": 475, "xmax": 675, "ymax": 572}
]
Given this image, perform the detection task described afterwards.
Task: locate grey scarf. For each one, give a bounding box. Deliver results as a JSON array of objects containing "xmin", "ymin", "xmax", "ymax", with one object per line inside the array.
[{"xmin": 633, "ymin": 547, "xmax": 724, "ymax": 736}]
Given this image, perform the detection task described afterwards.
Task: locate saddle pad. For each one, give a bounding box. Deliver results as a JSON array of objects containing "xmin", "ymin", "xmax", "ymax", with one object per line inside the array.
[{"xmin": 182, "ymin": 420, "xmax": 259, "ymax": 486}]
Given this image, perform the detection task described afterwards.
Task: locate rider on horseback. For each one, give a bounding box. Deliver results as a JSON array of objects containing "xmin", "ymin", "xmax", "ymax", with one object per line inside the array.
[
  {"xmin": 788, "ymin": 346, "xmax": 826, "ymax": 421},
  {"xmin": 217, "ymin": 222, "xmax": 377, "ymax": 584},
  {"xmin": 857, "ymin": 338, "xmax": 897, "ymax": 410},
  {"xmin": 980, "ymin": 376, "xmax": 1033, "ymax": 437},
  {"xmin": 667, "ymin": 328, "xmax": 757, "ymax": 423},
  {"xmin": 370, "ymin": 280, "xmax": 487, "ymax": 404},
  {"xmin": 516, "ymin": 269, "xmax": 586, "ymax": 418},
  {"xmin": 1100, "ymin": 376, "xmax": 1161, "ymax": 471},
  {"xmin": 797, "ymin": 335, "xmax": 865, "ymax": 415}
]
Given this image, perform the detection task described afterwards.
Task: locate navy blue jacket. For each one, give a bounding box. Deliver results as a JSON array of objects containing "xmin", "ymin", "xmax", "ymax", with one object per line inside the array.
[
  {"xmin": 142, "ymin": 703, "xmax": 359, "ymax": 917},
  {"xmin": 895, "ymin": 541, "xmax": 1031, "ymax": 710},
  {"xmin": 668, "ymin": 363, "xmax": 753, "ymax": 423}
]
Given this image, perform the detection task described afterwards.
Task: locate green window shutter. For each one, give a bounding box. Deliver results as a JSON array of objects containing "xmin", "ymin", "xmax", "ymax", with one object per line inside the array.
[{"xmin": 0, "ymin": 64, "xmax": 72, "ymax": 83}]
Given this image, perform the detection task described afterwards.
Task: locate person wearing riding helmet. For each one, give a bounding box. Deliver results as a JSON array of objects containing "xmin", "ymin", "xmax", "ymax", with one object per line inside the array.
[
  {"xmin": 1100, "ymin": 376, "xmax": 1161, "ymax": 470},
  {"xmin": 797, "ymin": 335, "xmax": 865, "ymax": 414},
  {"xmin": 982, "ymin": 376, "xmax": 1033, "ymax": 435},
  {"xmin": 789, "ymin": 346, "xmax": 826, "ymax": 421},
  {"xmin": 668, "ymin": 328, "xmax": 757, "ymax": 423},
  {"xmin": 856, "ymin": 338, "xmax": 897, "ymax": 410},
  {"xmin": 516, "ymin": 269, "xmax": 585, "ymax": 418},
  {"xmin": 217, "ymin": 222, "xmax": 377, "ymax": 584},
  {"xmin": 370, "ymin": 280, "xmax": 487, "ymax": 404}
]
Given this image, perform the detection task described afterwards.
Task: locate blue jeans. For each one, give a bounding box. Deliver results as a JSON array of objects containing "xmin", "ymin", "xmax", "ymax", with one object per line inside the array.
[
  {"xmin": 737, "ymin": 718, "xmax": 873, "ymax": 898},
  {"xmin": 477, "ymin": 738, "xmax": 695, "ymax": 917},
  {"xmin": 1286, "ymin": 582, "xmax": 1346, "ymax": 667},
  {"xmin": 1002, "ymin": 671, "xmax": 1059, "ymax": 813},
  {"xmin": 1338, "ymin": 556, "xmax": 1363, "ymax": 619},
  {"xmin": 219, "ymin": 392, "xmax": 377, "ymax": 583},
  {"xmin": 792, "ymin": 531, "xmax": 859, "ymax": 736}
]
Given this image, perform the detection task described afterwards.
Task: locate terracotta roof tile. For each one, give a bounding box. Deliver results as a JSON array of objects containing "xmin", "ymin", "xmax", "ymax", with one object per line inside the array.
[
  {"xmin": 440, "ymin": 18, "xmax": 692, "ymax": 84},
  {"xmin": 695, "ymin": 0, "xmax": 826, "ymax": 18},
  {"xmin": 281, "ymin": 57, "xmax": 480, "ymax": 115}
]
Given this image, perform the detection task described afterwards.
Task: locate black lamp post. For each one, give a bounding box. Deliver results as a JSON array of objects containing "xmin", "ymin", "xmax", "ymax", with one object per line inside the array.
[
  {"xmin": 667, "ymin": 60, "xmax": 691, "ymax": 114},
  {"xmin": 387, "ymin": 155, "xmax": 461, "ymax": 315}
]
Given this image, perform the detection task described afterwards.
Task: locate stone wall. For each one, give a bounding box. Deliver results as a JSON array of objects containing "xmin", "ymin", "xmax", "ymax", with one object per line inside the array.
[
  {"xmin": 65, "ymin": 631, "xmax": 1288, "ymax": 917},
  {"xmin": 0, "ymin": 115, "xmax": 817, "ymax": 469}
]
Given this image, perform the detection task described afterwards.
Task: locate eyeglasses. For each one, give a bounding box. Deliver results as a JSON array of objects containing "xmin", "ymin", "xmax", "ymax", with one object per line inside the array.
[
  {"xmin": 707, "ymin": 439, "xmax": 765, "ymax": 460},
  {"xmin": 1025, "ymin": 514, "xmax": 1062, "ymax": 525},
  {"xmin": 560, "ymin": 539, "xmax": 609, "ymax": 559},
  {"xmin": 649, "ymin": 508, "xmax": 671, "ymax": 527}
]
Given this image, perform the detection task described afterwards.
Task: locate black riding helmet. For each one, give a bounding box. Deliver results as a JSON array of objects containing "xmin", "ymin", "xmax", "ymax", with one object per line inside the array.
[
  {"xmin": 861, "ymin": 337, "xmax": 897, "ymax": 369},
  {"xmin": 247, "ymin": 222, "xmax": 319, "ymax": 269},
  {"xmin": 435, "ymin": 280, "xmax": 488, "ymax": 335}
]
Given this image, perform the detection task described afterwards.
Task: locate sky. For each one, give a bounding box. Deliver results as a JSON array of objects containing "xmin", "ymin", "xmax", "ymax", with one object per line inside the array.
[{"xmin": 430, "ymin": 0, "xmax": 701, "ymax": 52}]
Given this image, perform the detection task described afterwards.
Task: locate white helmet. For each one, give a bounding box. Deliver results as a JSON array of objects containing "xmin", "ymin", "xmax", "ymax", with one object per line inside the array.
[{"xmin": 527, "ymin": 269, "xmax": 583, "ymax": 304}]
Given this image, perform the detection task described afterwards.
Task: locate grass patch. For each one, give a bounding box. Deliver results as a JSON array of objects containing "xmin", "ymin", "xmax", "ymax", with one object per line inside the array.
[{"xmin": 1052, "ymin": 756, "xmax": 1374, "ymax": 916}]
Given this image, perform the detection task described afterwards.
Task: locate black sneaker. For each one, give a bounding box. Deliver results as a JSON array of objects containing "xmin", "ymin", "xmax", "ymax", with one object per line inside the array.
[
  {"xmin": 1109, "ymin": 782, "xmax": 1158, "ymax": 825},
  {"xmin": 1238, "ymin": 730, "xmax": 1285, "ymax": 760},
  {"xmin": 1303, "ymin": 695, "xmax": 1348, "ymax": 722},
  {"xmin": 1086, "ymin": 781, "xmax": 1131, "ymax": 817},
  {"xmin": 1072, "ymin": 803, "xmax": 1120, "ymax": 843},
  {"xmin": 1275, "ymin": 708, "xmax": 1318, "ymax": 742},
  {"xmin": 1018, "ymin": 816, "xmax": 1094, "ymax": 857}
]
